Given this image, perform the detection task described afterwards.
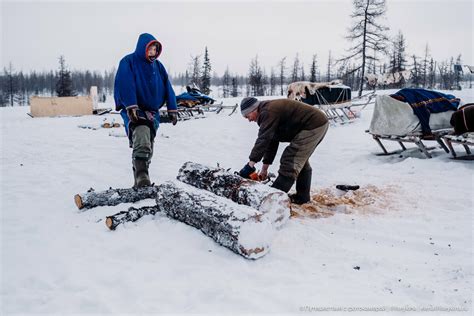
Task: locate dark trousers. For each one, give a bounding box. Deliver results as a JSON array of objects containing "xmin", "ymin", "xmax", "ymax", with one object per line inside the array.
[{"xmin": 278, "ymin": 122, "xmax": 329, "ymax": 179}]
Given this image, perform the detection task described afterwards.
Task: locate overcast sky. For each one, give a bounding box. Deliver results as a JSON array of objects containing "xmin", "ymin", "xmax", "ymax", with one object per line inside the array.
[{"xmin": 1, "ymin": 0, "xmax": 473, "ymax": 76}]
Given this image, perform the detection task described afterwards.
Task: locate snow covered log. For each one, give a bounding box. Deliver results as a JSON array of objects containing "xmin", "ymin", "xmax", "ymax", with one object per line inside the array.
[
  {"xmin": 105, "ymin": 206, "xmax": 159, "ymax": 230},
  {"xmin": 155, "ymin": 181, "xmax": 274, "ymax": 259},
  {"xmin": 74, "ymin": 186, "xmax": 158, "ymax": 211},
  {"xmin": 177, "ymin": 161, "xmax": 290, "ymax": 229}
]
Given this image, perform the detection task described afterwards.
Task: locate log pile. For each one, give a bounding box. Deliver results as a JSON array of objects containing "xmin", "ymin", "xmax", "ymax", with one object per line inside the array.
[
  {"xmin": 177, "ymin": 161, "xmax": 290, "ymax": 229},
  {"xmin": 75, "ymin": 161, "xmax": 292, "ymax": 259}
]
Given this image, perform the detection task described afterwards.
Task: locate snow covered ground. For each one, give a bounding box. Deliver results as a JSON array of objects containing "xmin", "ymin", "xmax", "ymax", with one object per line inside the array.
[{"xmin": 1, "ymin": 89, "xmax": 473, "ymax": 315}]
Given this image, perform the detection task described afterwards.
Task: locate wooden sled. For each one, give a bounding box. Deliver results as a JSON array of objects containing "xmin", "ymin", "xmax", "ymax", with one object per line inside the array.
[
  {"xmin": 367, "ymin": 129, "xmax": 451, "ymax": 159},
  {"xmin": 320, "ymin": 91, "xmax": 376, "ymax": 125},
  {"xmin": 440, "ymin": 132, "xmax": 474, "ymax": 160}
]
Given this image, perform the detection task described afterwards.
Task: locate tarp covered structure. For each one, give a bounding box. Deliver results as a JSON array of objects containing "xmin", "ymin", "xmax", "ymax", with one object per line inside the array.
[{"xmin": 287, "ymin": 81, "xmax": 351, "ymax": 106}]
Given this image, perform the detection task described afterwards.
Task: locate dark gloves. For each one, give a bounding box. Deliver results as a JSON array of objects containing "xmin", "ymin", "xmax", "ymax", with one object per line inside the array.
[
  {"xmin": 169, "ymin": 112, "xmax": 178, "ymax": 126},
  {"xmin": 239, "ymin": 163, "xmax": 256, "ymax": 179},
  {"xmin": 126, "ymin": 105, "xmax": 140, "ymax": 123}
]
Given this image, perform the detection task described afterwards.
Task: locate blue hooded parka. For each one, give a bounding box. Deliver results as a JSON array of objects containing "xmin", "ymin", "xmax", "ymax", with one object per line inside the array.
[{"xmin": 114, "ymin": 33, "xmax": 177, "ymax": 135}]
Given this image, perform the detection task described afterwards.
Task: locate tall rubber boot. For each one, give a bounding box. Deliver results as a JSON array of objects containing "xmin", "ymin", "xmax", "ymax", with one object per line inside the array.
[
  {"xmin": 271, "ymin": 174, "xmax": 295, "ymax": 193},
  {"xmin": 132, "ymin": 166, "xmax": 137, "ymax": 188},
  {"xmin": 290, "ymin": 167, "xmax": 312, "ymax": 204},
  {"xmin": 133, "ymin": 159, "xmax": 151, "ymax": 188}
]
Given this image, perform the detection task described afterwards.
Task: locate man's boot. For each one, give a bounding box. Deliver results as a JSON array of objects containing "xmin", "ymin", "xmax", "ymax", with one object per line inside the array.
[
  {"xmin": 133, "ymin": 159, "xmax": 151, "ymax": 188},
  {"xmin": 271, "ymin": 174, "xmax": 295, "ymax": 193},
  {"xmin": 132, "ymin": 166, "xmax": 137, "ymax": 188},
  {"xmin": 290, "ymin": 167, "xmax": 312, "ymax": 204}
]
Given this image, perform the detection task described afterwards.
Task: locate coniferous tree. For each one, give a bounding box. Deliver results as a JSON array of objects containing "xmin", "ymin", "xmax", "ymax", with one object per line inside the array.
[
  {"xmin": 200, "ymin": 47, "xmax": 212, "ymax": 95},
  {"xmin": 421, "ymin": 44, "xmax": 430, "ymax": 88},
  {"xmin": 411, "ymin": 55, "xmax": 421, "ymax": 88},
  {"xmin": 395, "ymin": 31, "xmax": 407, "ymax": 73},
  {"xmin": 248, "ymin": 55, "xmax": 264, "ymax": 96},
  {"xmin": 3, "ymin": 63, "xmax": 18, "ymax": 106},
  {"xmin": 339, "ymin": 0, "xmax": 389, "ymax": 96},
  {"xmin": 56, "ymin": 55, "xmax": 76, "ymax": 97},
  {"xmin": 310, "ymin": 54, "xmax": 318, "ymax": 82},
  {"xmin": 428, "ymin": 58, "xmax": 436, "ymax": 89},
  {"xmin": 454, "ymin": 54, "xmax": 462, "ymax": 90},
  {"xmin": 222, "ymin": 67, "xmax": 231, "ymax": 98},
  {"xmin": 270, "ymin": 68, "xmax": 277, "ymax": 96},
  {"xmin": 279, "ymin": 57, "xmax": 287, "ymax": 95},
  {"xmin": 231, "ymin": 77, "xmax": 239, "ymax": 97},
  {"xmin": 327, "ymin": 50, "xmax": 333, "ymax": 82},
  {"xmin": 189, "ymin": 55, "xmax": 202, "ymax": 87},
  {"xmin": 291, "ymin": 54, "xmax": 300, "ymax": 83}
]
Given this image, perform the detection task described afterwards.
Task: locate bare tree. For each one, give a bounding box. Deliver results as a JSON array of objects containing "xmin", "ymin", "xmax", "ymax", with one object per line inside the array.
[{"xmin": 340, "ymin": 0, "xmax": 389, "ymax": 96}]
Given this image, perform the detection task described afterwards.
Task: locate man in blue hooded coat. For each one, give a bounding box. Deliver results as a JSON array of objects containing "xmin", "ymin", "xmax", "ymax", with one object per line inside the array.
[{"xmin": 114, "ymin": 33, "xmax": 178, "ymax": 187}]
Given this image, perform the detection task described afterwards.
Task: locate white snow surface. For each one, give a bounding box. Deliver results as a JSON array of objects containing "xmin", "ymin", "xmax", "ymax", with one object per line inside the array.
[{"xmin": 1, "ymin": 89, "xmax": 473, "ymax": 314}]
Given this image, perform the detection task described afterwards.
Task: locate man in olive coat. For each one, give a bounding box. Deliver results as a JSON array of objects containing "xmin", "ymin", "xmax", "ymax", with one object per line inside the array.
[{"xmin": 239, "ymin": 97, "xmax": 329, "ymax": 204}]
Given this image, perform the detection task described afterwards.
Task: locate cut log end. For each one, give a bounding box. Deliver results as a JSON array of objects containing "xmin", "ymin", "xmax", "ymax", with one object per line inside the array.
[
  {"xmin": 105, "ymin": 217, "xmax": 115, "ymax": 230},
  {"xmin": 74, "ymin": 194, "xmax": 83, "ymax": 209},
  {"xmin": 239, "ymin": 246, "xmax": 266, "ymax": 258}
]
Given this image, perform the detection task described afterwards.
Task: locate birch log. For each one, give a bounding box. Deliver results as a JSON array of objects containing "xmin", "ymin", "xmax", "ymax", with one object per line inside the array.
[
  {"xmin": 177, "ymin": 161, "xmax": 290, "ymax": 229},
  {"xmin": 154, "ymin": 181, "xmax": 274, "ymax": 259},
  {"xmin": 74, "ymin": 186, "xmax": 158, "ymax": 211}
]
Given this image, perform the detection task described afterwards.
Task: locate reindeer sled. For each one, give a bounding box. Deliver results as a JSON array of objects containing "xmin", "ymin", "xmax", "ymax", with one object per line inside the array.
[
  {"xmin": 367, "ymin": 89, "xmax": 461, "ymax": 158},
  {"xmin": 440, "ymin": 103, "xmax": 474, "ymax": 160},
  {"xmin": 159, "ymin": 85, "xmax": 238, "ymax": 122},
  {"xmin": 287, "ymin": 80, "xmax": 375, "ymax": 124}
]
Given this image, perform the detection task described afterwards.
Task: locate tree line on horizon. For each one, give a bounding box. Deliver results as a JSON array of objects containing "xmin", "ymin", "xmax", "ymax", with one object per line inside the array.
[{"xmin": 1, "ymin": 0, "xmax": 471, "ymax": 107}]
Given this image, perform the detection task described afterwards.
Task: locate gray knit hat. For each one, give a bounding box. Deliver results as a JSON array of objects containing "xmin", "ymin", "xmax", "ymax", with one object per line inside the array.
[{"xmin": 240, "ymin": 97, "xmax": 260, "ymax": 116}]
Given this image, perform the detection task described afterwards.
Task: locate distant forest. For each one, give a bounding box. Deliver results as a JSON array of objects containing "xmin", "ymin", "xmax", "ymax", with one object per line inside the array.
[{"xmin": 1, "ymin": 0, "xmax": 472, "ymax": 107}]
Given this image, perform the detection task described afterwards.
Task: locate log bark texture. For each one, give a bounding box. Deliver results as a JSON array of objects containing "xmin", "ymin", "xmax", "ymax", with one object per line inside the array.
[
  {"xmin": 74, "ymin": 186, "xmax": 158, "ymax": 210},
  {"xmin": 154, "ymin": 181, "xmax": 274, "ymax": 259},
  {"xmin": 105, "ymin": 206, "xmax": 159, "ymax": 230},
  {"xmin": 177, "ymin": 161, "xmax": 290, "ymax": 229}
]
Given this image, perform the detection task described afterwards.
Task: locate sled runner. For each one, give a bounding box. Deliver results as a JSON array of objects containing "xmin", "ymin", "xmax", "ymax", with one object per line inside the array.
[
  {"xmin": 288, "ymin": 80, "xmax": 374, "ymax": 124},
  {"xmin": 440, "ymin": 132, "xmax": 474, "ymax": 160},
  {"xmin": 367, "ymin": 129, "xmax": 451, "ymax": 158}
]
